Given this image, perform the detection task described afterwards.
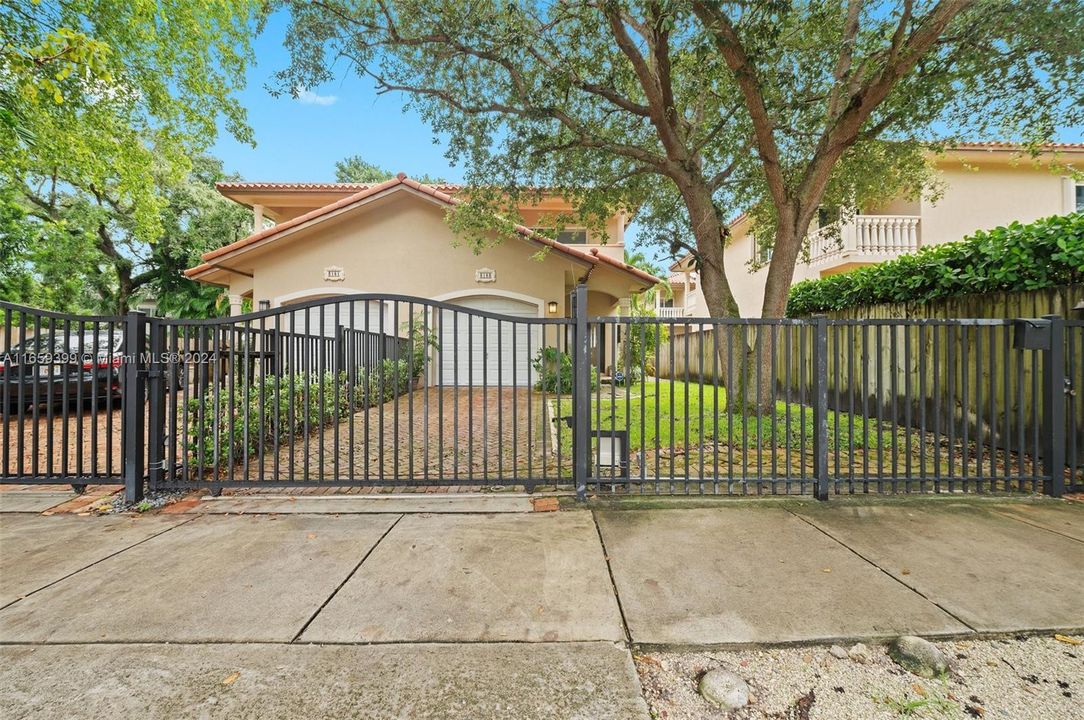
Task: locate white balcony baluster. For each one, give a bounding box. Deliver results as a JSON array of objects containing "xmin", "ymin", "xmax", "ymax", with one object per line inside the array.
[
  {"xmin": 656, "ymin": 306, "xmax": 688, "ymax": 318},
  {"xmin": 809, "ymin": 215, "xmax": 920, "ymax": 267}
]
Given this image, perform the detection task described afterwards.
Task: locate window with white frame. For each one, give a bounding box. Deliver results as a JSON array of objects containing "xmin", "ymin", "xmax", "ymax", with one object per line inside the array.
[{"xmin": 1076, "ymin": 183, "xmax": 1084, "ymax": 213}]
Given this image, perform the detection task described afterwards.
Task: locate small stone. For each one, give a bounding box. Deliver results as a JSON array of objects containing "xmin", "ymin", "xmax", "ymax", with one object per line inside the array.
[
  {"xmin": 829, "ymin": 645, "xmax": 849, "ymax": 660},
  {"xmin": 699, "ymin": 668, "xmax": 750, "ymax": 710},
  {"xmin": 888, "ymin": 636, "xmax": 949, "ymax": 678},
  {"xmin": 848, "ymin": 642, "xmax": 871, "ymax": 663}
]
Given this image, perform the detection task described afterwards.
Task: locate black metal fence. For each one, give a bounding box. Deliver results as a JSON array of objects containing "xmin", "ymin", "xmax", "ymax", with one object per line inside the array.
[
  {"xmin": 0, "ymin": 305, "xmax": 125, "ymax": 488},
  {"xmin": 1, "ymin": 290, "xmax": 1080, "ymax": 501}
]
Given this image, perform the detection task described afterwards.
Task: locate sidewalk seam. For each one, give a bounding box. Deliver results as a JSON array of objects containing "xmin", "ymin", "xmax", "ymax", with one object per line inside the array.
[
  {"xmin": 993, "ymin": 512, "xmax": 1084, "ymax": 545},
  {"xmin": 591, "ymin": 510, "xmax": 633, "ymax": 645},
  {"xmin": 0, "ymin": 515, "xmax": 200, "ymax": 613},
  {"xmin": 785, "ymin": 508, "xmax": 977, "ymax": 633},
  {"xmin": 290, "ymin": 513, "xmax": 404, "ymax": 643}
]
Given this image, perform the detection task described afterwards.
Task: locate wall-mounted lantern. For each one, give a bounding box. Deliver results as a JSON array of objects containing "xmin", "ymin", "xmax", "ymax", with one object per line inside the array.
[
  {"xmin": 547, "ymin": 301, "xmax": 559, "ymax": 315},
  {"xmin": 258, "ymin": 300, "xmax": 270, "ymax": 311}
]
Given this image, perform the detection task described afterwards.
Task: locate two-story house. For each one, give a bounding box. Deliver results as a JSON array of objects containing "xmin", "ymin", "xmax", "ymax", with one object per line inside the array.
[
  {"xmin": 662, "ymin": 142, "xmax": 1084, "ymax": 318},
  {"xmin": 185, "ymin": 173, "xmax": 658, "ymax": 380}
]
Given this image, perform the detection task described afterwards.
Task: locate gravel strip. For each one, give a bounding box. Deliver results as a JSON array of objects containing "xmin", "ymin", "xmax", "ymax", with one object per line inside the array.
[
  {"xmin": 104, "ymin": 490, "xmax": 186, "ymax": 514},
  {"xmin": 635, "ymin": 635, "xmax": 1083, "ymax": 719}
]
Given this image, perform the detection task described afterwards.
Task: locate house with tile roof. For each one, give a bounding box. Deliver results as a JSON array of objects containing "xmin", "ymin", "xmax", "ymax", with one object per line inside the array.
[
  {"xmin": 186, "ymin": 173, "xmax": 660, "ymax": 380},
  {"xmin": 661, "ymin": 143, "xmax": 1084, "ymax": 318}
]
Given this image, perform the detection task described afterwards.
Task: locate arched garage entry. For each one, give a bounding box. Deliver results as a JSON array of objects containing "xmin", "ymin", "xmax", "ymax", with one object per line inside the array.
[
  {"xmin": 271, "ymin": 288, "xmax": 390, "ymax": 340},
  {"xmin": 434, "ymin": 291, "xmax": 543, "ymax": 387}
]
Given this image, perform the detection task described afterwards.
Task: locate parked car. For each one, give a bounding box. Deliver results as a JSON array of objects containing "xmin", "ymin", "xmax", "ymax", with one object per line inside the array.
[{"xmin": 1, "ymin": 331, "xmax": 124, "ymax": 409}]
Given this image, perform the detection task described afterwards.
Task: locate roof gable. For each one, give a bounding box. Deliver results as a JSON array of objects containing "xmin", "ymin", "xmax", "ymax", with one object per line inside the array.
[{"xmin": 187, "ymin": 174, "xmax": 661, "ymax": 286}]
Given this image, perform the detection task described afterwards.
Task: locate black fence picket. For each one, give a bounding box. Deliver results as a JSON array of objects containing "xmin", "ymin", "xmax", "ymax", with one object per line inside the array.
[{"xmin": 1, "ymin": 293, "xmax": 1078, "ymax": 499}]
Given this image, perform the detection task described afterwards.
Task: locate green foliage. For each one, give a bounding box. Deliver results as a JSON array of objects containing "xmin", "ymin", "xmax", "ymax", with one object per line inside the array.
[
  {"xmin": 401, "ymin": 313, "xmax": 440, "ymax": 380},
  {"xmin": 532, "ymin": 347, "xmax": 597, "ymax": 393},
  {"xmin": 334, "ymin": 154, "xmax": 448, "ymax": 185},
  {"xmin": 0, "ymin": 153, "xmax": 250, "ymax": 315},
  {"xmin": 787, "ymin": 213, "xmax": 1084, "ymax": 316},
  {"xmin": 0, "ymin": 1, "xmax": 259, "ymax": 314},
  {"xmin": 278, "ymin": 0, "xmax": 1083, "ymax": 317},
  {"xmin": 620, "ymin": 251, "xmax": 669, "ymax": 379},
  {"xmin": 151, "ymin": 156, "xmax": 253, "ymax": 317},
  {"xmin": 186, "ymin": 360, "xmax": 412, "ymax": 469},
  {"xmin": 2, "ymin": 0, "xmax": 259, "ymax": 227}
]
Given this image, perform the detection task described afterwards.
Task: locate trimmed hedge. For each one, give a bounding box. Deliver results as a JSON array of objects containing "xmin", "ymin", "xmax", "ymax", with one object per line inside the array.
[
  {"xmin": 786, "ymin": 213, "xmax": 1084, "ymax": 317},
  {"xmin": 187, "ymin": 359, "xmax": 412, "ymax": 470}
]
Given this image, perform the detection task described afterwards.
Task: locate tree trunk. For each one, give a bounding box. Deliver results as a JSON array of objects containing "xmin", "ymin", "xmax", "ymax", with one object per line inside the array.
[
  {"xmin": 760, "ymin": 209, "xmax": 814, "ymax": 319},
  {"xmin": 675, "ymin": 181, "xmax": 775, "ymax": 414},
  {"xmin": 115, "ymin": 266, "xmax": 133, "ymax": 317},
  {"xmin": 95, "ymin": 222, "xmax": 136, "ymax": 316}
]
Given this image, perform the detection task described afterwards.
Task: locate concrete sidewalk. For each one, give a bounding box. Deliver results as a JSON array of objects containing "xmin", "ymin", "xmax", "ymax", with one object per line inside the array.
[{"xmin": 1, "ymin": 496, "xmax": 1081, "ymax": 717}]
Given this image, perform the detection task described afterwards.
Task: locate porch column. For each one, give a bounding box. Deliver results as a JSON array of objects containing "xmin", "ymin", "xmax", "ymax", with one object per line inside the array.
[
  {"xmin": 253, "ymin": 204, "xmax": 265, "ymax": 233},
  {"xmin": 228, "ymin": 293, "xmax": 243, "ymax": 316}
]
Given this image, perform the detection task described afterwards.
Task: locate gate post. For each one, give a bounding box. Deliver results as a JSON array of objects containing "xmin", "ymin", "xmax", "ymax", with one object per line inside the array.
[
  {"xmin": 1041, "ymin": 314, "xmax": 1066, "ymax": 497},
  {"xmin": 122, "ymin": 311, "xmax": 147, "ymax": 504},
  {"xmin": 572, "ymin": 284, "xmax": 590, "ymax": 502},
  {"xmin": 812, "ymin": 316, "xmax": 830, "ymax": 501},
  {"xmin": 146, "ymin": 318, "xmax": 166, "ymax": 492}
]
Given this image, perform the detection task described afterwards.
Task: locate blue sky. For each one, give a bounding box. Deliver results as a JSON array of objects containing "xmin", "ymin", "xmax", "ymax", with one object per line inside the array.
[{"xmin": 211, "ymin": 12, "xmax": 464, "ymax": 184}]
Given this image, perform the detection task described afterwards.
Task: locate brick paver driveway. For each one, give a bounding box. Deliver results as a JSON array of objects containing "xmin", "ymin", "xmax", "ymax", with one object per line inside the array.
[{"xmin": 245, "ymin": 387, "xmax": 569, "ymax": 485}]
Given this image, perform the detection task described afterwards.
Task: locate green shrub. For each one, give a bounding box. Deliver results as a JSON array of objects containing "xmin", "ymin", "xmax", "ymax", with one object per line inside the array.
[
  {"xmin": 187, "ymin": 359, "xmax": 412, "ymax": 469},
  {"xmin": 786, "ymin": 212, "xmax": 1084, "ymax": 316},
  {"xmin": 402, "ymin": 312, "xmax": 440, "ymax": 379},
  {"xmin": 531, "ymin": 347, "xmax": 598, "ymax": 393},
  {"xmin": 365, "ymin": 358, "xmax": 413, "ymax": 403}
]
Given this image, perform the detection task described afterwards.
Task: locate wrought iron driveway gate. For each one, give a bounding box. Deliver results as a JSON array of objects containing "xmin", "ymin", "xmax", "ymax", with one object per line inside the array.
[{"xmin": 1, "ymin": 290, "xmax": 1080, "ymax": 501}]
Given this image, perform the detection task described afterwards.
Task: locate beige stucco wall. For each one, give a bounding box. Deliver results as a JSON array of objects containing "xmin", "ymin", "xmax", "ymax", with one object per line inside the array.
[
  {"xmin": 241, "ymin": 194, "xmax": 575, "ymax": 314},
  {"xmin": 719, "ymin": 222, "xmax": 791, "ymax": 317},
  {"xmin": 700, "ymin": 155, "xmax": 1080, "ymax": 318},
  {"xmin": 918, "ymin": 160, "xmax": 1069, "ymax": 246},
  {"xmin": 216, "ymin": 191, "xmax": 643, "ymax": 322}
]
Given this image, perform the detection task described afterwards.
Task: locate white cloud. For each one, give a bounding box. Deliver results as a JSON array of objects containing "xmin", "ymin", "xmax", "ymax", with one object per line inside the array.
[{"xmin": 295, "ymin": 87, "xmax": 338, "ymax": 106}]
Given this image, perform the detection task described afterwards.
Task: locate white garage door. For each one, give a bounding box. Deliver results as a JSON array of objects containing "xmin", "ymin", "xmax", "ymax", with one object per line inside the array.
[
  {"xmin": 439, "ymin": 296, "xmax": 539, "ymax": 386},
  {"xmin": 282, "ymin": 299, "xmax": 387, "ymax": 337}
]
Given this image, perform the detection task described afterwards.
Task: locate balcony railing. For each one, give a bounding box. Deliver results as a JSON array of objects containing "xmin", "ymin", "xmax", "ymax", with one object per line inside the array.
[
  {"xmin": 656, "ymin": 306, "xmax": 690, "ymax": 318},
  {"xmin": 808, "ymin": 215, "xmax": 921, "ymax": 266}
]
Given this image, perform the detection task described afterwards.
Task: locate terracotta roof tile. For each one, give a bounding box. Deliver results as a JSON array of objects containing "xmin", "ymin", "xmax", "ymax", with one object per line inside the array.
[
  {"xmin": 950, "ymin": 141, "xmax": 1084, "ymax": 150},
  {"xmin": 216, "ymin": 180, "xmax": 466, "ymax": 193}
]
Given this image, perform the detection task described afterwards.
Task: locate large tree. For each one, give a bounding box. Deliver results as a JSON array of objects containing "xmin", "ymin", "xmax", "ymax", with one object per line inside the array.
[
  {"xmin": 1, "ymin": 0, "xmax": 261, "ymax": 313},
  {"xmin": 1, "ymin": 154, "xmax": 252, "ymax": 316},
  {"xmin": 275, "ymin": 0, "xmax": 1083, "ymax": 320}
]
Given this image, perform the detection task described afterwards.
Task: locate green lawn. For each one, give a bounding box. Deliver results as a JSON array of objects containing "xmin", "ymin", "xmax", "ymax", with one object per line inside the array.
[{"xmin": 557, "ymin": 379, "xmax": 894, "ymax": 452}]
